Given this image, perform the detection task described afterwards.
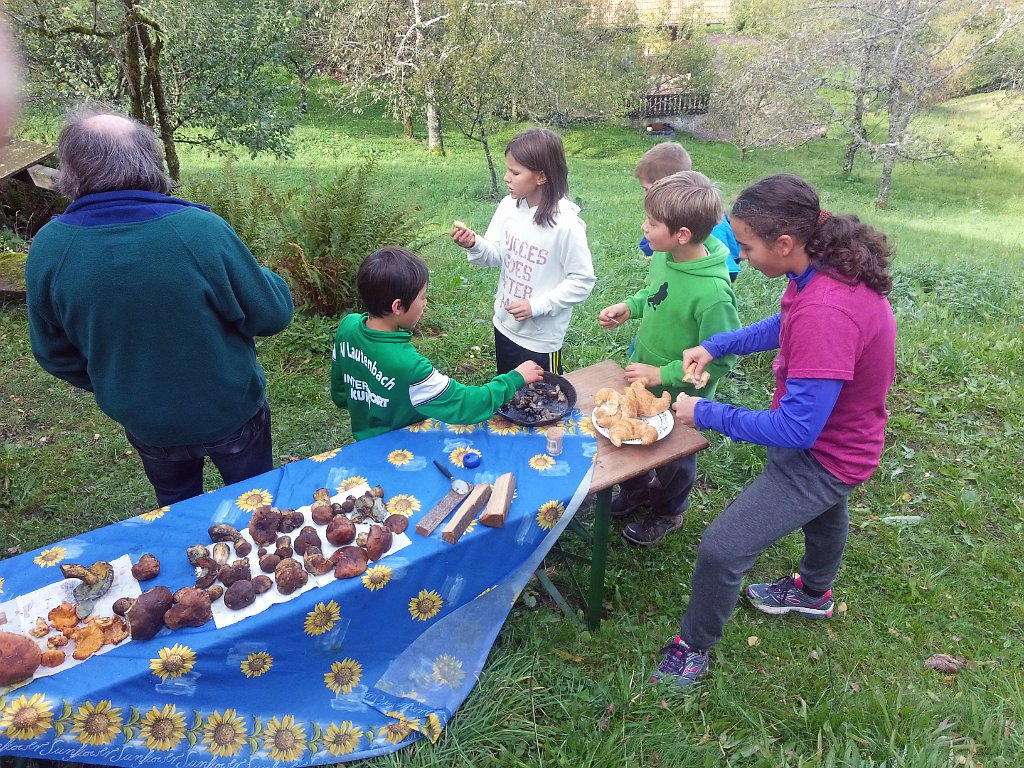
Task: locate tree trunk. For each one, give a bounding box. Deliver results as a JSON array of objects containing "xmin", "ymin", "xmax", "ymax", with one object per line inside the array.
[
  {"xmin": 298, "ymin": 76, "xmax": 309, "ymax": 114},
  {"xmin": 426, "ymin": 94, "xmax": 444, "ymax": 154},
  {"xmin": 843, "ymin": 89, "xmax": 865, "ymax": 175},
  {"xmin": 400, "ymin": 91, "xmax": 414, "ymax": 139},
  {"xmin": 137, "ymin": 25, "xmax": 180, "ymax": 180},
  {"xmin": 876, "ymin": 148, "xmax": 895, "ymax": 208},
  {"xmin": 481, "ymin": 130, "xmax": 499, "ymax": 199},
  {"xmin": 122, "ymin": 7, "xmax": 145, "ymax": 121}
]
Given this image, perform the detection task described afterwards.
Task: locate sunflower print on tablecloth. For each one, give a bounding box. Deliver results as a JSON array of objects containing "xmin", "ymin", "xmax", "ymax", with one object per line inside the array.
[
  {"xmin": 408, "ymin": 589, "xmax": 443, "ymax": 621},
  {"xmin": 71, "ymin": 700, "xmax": 122, "ymax": 746},
  {"xmin": 380, "ymin": 711, "xmax": 419, "ymax": 744},
  {"xmin": 323, "ymin": 721, "xmax": 364, "ymax": 756},
  {"xmin": 0, "ymin": 576, "xmax": 4, "ymax": 595},
  {"xmin": 1, "ymin": 693, "xmax": 54, "ymax": 739},
  {"xmin": 310, "ymin": 448, "xmax": 340, "ymax": 462},
  {"xmin": 388, "ymin": 449, "xmax": 414, "ymax": 466},
  {"xmin": 424, "ymin": 712, "xmax": 444, "ymax": 743},
  {"xmin": 150, "ymin": 643, "xmax": 196, "ymax": 681},
  {"xmin": 236, "ymin": 488, "xmax": 273, "ymax": 511},
  {"xmin": 337, "ymin": 475, "xmax": 368, "ymax": 492},
  {"xmin": 139, "ymin": 703, "xmax": 187, "ymax": 751},
  {"xmin": 528, "ymin": 453, "xmax": 555, "ymax": 471},
  {"xmin": 405, "ymin": 418, "xmax": 438, "ymax": 432},
  {"xmin": 139, "ymin": 505, "xmax": 169, "ymax": 521},
  {"xmin": 202, "ymin": 708, "xmax": 247, "ymax": 757},
  {"xmin": 536, "ymin": 500, "xmax": 565, "ymax": 530},
  {"xmin": 448, "ymin": 446, "xmax": 480, "ymax": 467},
  {"xmin": 386, "ymin": 494, "xmax": 420, "ymax": 517},
  {"xmin": 576, "ymin": 415, "xmax": 596, "ymax": 437},
  {"xmin": 487, "ymin": 415, "xmax": 521, "ymax": 435},
  {"xmin": 264, "ymin": 714, "xmax": 307, "ymax": 762},
  {"xmin": 304, "ymin": 600, "xmax": 340, "ymax": 636},
  {"xmin": 324, "ymin": 658, "xmax": 362, "ymax": 694},
  {"xmin": 240, "ymin": 651, "xmax": 273, "ymax": 678},
  {"xmin": 447, "ymin": 422, "xmax": 478, "ymax": 434},
  {"xmin": 362, "ymin": 564, "xmax": 392, "ymax": 591},
  {"xmin": 33, "ymin": 546, "xmax": 66, "ymax": 568},
  {"xmin": 432, "ymin": 654, "xmax": 467, "ymax": 687}
]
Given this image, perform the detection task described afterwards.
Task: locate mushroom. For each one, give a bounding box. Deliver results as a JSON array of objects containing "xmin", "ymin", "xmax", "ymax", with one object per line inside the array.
[
  {"xmin": 163, "ymin": 587, "xmax": 213, "ymax": 630},
  {"xmin": 251, "ymin": 575, "xmax": 273, "ymax": 594},
  {"xmin": 278, "ymin": 509, "xmax": 304, "ymax": 533},
  {"xmin": 274, "ymin": 560, "xmax": 308, "ymax": 595},
  {"xmin": 293, "ymin": 526, "xmax": 322, "ymax": 556},
  {"xmin": 325, "ymin": 516, "xmax": 356, "ymax": 546},
  {"xmin": 310, "ymin": 501, "xmax": 334, "ymax": 525},
  {"xmin": 224, "ymin": 580, "xmax": 257, "ymax": 610},
  {"xmin": 303, "ymin": 546, "xmax": 333, "ymax": 576},
  {"xmin": 208, "ymin": 524, "xmax": 241, "ymax": 543},
  {"xmin": 331, "ymin": 546, "xmax": 369, "ymax": 579},
  {"xmin": 0, "ymin": 631, "xmax": 42, "ymax": 685},
  {"xmin": 248, "ymin": 505, "xmax": 281, "ymax": 545},
  {"xmin": 131, "ymin": 553, "xmax": 161, "ymax": 581},
  {"xmin": 60, "ymin": 560, "xmax": 115, "ymax": 618},
  {"xmin": 384, "ymin": 514, "xmax": 409, "ymax": 535},
  {"xmin": 366, "ymin": 524, "xmax": 393, "ymax": 562},
  {"xmin": 125, "ymin": 586, "xmax": 173, "ymax": 641},
  {"xmin": 211, "ymin": 543, "xmax": 231, "ymax": 566},
  {"xmin": 218, "ymin": 559, "xmax": 252, "ymax": 588},
  {"xmin": 193, "ymin": 556, "xmax": 219, "ymax": 589}
]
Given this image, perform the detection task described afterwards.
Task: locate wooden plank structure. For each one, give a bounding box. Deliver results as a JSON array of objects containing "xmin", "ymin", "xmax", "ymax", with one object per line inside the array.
[
  {"xmin": 480, "ymin": 473, "xmax": 516, "ymax": 528},
  {"xmin": 0, "ymin": 138, "xmax": 57, "ymax": 189},
  {"xmin": 442, "ymin": 483, "xmax": 492, "ymax": 544}
]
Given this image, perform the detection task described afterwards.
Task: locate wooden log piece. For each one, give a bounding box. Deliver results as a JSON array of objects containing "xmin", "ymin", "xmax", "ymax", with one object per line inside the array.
[
  {"xmin": 442, "ymin": 483, "xmax": 492, "ymax": 544},
  {"xmin": 479, "ymin": 472, "xmax": 515, "ymax": 528},
  {"xmin": 415, "ymin": 488, "xmax": 470, "ymax": 536}
]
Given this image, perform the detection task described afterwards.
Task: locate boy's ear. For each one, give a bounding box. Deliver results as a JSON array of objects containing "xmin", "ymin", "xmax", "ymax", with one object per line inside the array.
[
  {"xmin": 390, "ymin": 298, "xmax": 405, "ymax": 315},
  {"xmin": 674, "ymin": 226, "xmax": 694, "ymax": 245}
]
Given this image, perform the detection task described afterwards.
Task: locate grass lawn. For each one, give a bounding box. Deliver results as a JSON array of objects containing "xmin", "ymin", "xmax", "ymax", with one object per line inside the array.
[{"xmin": 2, "ymin": 89, "xmax": 1023, "ymax": 767}]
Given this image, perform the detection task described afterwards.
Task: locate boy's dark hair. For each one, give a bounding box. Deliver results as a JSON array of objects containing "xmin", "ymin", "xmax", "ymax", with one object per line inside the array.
[
  {"xmin": 357, "ymin": 247, "xmax": 429, "ymax": 317},
  {"xmin": 635, "ymin": 142, "xmax": 692, "ymax": 185},
  {"xmin": 505, "ymin": 127, "xmax": 569, "ymax": 228},
  {"xmin": 644, "ymin": 171, "xmax": 723, "ymax": 243},
  {"xmin": 732, "ymin": 173, "xmax": 893, "ymax": 295}
]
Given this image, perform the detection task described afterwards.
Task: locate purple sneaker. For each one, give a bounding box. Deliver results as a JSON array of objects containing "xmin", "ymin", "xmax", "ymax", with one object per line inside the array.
[
  {"xmin": 745, "ymin": 574, "xmax": 834, "ymax": 619},
  {"xmin": 650, "ymin": 636, "xmax": 709, "ymax": 687}
]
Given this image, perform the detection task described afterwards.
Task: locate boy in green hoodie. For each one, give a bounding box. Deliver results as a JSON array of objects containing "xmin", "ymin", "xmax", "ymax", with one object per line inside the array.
[
  {"xmin": 332, "ymin": 247, "xmax": 544, "ymax": 441},
  {"xmin": 599, "ymin": 171, "xmax": 740, "ymax": 545}
]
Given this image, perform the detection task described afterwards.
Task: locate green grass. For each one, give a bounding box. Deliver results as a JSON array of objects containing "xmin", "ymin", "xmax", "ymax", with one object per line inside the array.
[{"xmin": 2, "ymin": 87, "xmax": 1023, "ymax": 767}]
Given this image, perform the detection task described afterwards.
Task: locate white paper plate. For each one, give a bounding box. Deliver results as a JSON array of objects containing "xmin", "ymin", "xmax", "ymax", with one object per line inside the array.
[{"xmin": 591, "ymin": 408, "xmax": 674, "ymax": 445}]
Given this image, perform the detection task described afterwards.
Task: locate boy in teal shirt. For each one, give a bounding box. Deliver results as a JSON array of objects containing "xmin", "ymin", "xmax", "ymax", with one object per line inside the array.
[
  {"xmin": 599, "ymin": 171, "xmax": 740, "ymax": 545},
  {"xmin": 332, "ymin": 247, "xmax": 543, "ymax": 440}
]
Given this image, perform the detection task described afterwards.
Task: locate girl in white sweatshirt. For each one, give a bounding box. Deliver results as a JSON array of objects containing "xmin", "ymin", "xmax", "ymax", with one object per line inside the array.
[{"xmin": 451, "ymin": 127, "xmax": 595, "ymax": 374}]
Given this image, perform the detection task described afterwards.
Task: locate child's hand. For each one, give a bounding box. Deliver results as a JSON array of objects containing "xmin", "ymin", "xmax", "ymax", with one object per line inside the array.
[
  {"xmin": 674, "ymin": 393, "xmax": 700, "ymax": 426},
  {"xmin": 682, "ymin": 345, "xmax": 714, "ymax": 388},
  {"xmin": 450, "ymin": 220, "xmax": 476, "ymax": 249},
  {"xmin": 506, "ymin": 300, "xmax": 533, "ymax": 321},
  {"xmin": 625, "ymin": 363, "xmax": 661, "ymax": 387},
  {"xmin": 599, "ymin": 303, "xmax": 630, "ymax": 329},
  {"xmin": 514, "ymin": 360, "xmax": 545, "ymax": 385}
]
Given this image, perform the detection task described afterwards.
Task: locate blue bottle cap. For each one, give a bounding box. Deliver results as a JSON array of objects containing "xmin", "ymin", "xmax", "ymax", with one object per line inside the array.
[{"xmin": 462, "ymin": 453, "xmax": 481, "ymax": 469}]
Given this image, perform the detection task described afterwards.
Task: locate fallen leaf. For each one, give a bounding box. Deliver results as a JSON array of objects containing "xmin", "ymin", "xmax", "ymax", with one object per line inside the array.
[
  {"xmin": 1004, "ymin": 720, "xmax": 1016, "ymax": 738},
  {"xmin": 658, "ymin": 700, "xmax": 670, "ymax": 710},
  {"xmin": 924, "ymin": 653, "xmax": 968, "ymax": 674},
  {"xmin": 850, "ymin": 682, "xmax": 861, "ymax": 692},
  {"xmin": 838, "ymin": 602, "xmax": 848, "ymax": 614},
  {"xmin": 747, "ymin": 636, "xmax": 760, "ymax": 647},
  {"xmin": 597, "ymin": 703, "xmax": 615, "ymax": 732},
  {"xmin": 809, "ymin": 649, "xmax": 820, "ymax": 661},
  {"xmin": 92, "ymin": 433, "xmax": 101, "ymax": 441}
]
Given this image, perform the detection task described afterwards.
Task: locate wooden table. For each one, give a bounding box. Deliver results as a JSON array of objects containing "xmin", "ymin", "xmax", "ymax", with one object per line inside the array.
[{"xmin": 561, "ymin": 359, "xmax": 709, "ymax": 629}]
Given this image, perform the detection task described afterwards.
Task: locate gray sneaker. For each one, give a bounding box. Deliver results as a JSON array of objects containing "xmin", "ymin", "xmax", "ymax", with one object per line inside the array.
[
  {"xmin": 650, "ymin": 636, "xmax": 709, "ymax": 687},
  {"xmin": 746, "ymin": 574, "xmax": 834, "ymax": 619},
  {"xmin": 622, "ymin": 512, "xmax": 683, "ymax": 546}
]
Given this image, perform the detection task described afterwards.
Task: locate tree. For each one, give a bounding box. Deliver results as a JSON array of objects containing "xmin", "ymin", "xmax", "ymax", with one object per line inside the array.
[
  {"xmin": 281, "ymin": 0, "xmax": 333, "ymax": 114},
  {"xmin": 9, "ymin": 0, "xmax": 297, "ymax": 179}
]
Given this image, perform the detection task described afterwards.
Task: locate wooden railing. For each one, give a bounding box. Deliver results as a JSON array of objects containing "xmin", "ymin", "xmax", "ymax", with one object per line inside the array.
[{"xmin": 627, "ymin": 92, "xmax": 710, "ymax": 118}]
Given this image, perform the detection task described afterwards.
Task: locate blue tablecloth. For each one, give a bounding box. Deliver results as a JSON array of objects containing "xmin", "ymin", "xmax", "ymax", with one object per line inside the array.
[{"xmin": 0, "ymin": 412, "xmax": 596, "ymax": 766}]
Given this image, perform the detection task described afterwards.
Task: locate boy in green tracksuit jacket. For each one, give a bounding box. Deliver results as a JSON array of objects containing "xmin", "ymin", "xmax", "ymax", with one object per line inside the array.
[
  {"xmin": 599, "ymin": 171, "xmax": 741, "ymax": 545},
  {"xmin": 331, "ymin": 247, "xmax": 544, "ymax": 441}
]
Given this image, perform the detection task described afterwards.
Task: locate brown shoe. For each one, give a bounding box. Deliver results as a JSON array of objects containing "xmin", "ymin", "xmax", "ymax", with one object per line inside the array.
[
  {"xmin": 622, "ymin": 513, "xmax": 683, "ymax": 546},
  {"xmin": 610, "ymin": 486, "xmax": 651, "ymax": 518}
]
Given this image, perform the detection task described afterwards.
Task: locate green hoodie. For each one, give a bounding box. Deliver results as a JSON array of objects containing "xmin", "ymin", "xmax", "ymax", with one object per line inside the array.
[
  {"xmin": 331, "ymin": 313, "xmax": 525, "ymax": 441},
  {"xmin": 623, "ymin": 239, "xmax": 740, "ymax": 399}
]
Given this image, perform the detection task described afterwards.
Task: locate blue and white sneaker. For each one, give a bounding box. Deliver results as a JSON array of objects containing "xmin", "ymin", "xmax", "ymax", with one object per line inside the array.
[
  {"xmin": 745, "ymin": 574, "xmax": 834, "ymax": 619},
  {"xmin": 650, "ymin": 636, "xmax": 709, "ymax": 687}
]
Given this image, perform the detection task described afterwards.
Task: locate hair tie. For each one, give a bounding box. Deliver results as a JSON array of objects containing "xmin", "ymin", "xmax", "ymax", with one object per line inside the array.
[{"xmin": 817, "ymin": 210, "xmax": 833, "ymax": 225}]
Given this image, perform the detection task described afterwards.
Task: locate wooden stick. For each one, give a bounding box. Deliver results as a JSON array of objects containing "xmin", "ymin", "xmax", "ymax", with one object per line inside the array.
[
  {"xmin": 479, "ymin": 473, "xmax": 515, "ymax": 528},
  {"xmin": 442, "ymin": 484, "xmax": 492, "ymax": 544},
  {"xmin": 416, "ymin": 488, "xmax": 469, "ymax": 536}
]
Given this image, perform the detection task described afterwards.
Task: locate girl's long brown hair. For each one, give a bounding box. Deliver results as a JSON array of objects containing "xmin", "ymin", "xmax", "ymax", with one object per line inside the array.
[
  {"xmin": 732, "ymin": 173, "xmax": 893, "ymax": 295},
  {"xmin": 505, "ymin": 128, "xmax": 569, "ymax": 228}
]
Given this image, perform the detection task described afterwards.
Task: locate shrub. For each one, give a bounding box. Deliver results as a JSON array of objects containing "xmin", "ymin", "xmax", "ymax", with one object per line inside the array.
[{"xmin": 186, "ymin": 161, "xmax": 423, "ymax": 317}]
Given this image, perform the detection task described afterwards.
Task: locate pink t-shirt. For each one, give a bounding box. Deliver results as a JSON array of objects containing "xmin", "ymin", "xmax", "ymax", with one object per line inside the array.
[{"xmin": 771, "ymin": 273, "xmax": 896, "ymax": 484}]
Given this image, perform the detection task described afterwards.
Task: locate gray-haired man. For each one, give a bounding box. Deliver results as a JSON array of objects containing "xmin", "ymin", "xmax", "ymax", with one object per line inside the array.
[{"xmin": 26, "ymin": 106, "xmax": 294, "ymax": 507}]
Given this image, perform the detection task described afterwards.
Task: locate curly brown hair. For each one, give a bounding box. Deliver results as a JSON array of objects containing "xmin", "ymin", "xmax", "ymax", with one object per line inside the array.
[{"xmin": 731, "ymin": 174, "xmax": 893, "ymax": 295}]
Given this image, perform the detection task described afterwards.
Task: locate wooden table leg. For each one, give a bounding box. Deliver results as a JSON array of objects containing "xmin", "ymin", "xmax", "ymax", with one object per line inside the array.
[{"xmin": 586, "ymin": 486, "xmax": 612, "ymax": 630}]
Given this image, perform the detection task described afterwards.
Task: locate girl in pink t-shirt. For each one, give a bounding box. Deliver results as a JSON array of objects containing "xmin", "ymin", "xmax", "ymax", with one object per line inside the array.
[{"xmin": 648, "ymin": 173, "xmax": 896, "ymax": 687}]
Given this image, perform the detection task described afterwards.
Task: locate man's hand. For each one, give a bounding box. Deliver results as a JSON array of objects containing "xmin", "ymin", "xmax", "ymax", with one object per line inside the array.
[
  {"xmin": 598, "ymin": 303, "xmax": 630, "ymax": 329},
  {"xmin": 674, "ymin": 393, "xmax": 700, "ymax": 427},
  {"xmin": 624, "ymin": 363, "xmax": 661, "ymax": 387},
  {"xmin": 450, "ymin": 221, "xmax": 476, "ymax": 249},
  {"xmin": 514, "ymin": 360, "xmax": 545, "ymax": 384},
  {"xmin": 506, "ymin": 300, "xmax": 533, "ymax": 321}
]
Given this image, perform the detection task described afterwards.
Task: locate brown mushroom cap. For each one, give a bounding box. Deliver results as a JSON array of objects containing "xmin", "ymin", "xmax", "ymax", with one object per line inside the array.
[
  {"xmin": 366, "ymin": 524, "xmax": 393, "ymax": 562},
  {"xmin": 125, "ymin": 585, "xmax": 173, "ymax": 641},
  {"xmin": 331, "ymin": 546, "xmax": 369, "ymax": 579},
  {"xmin": 131, "ymin": 553, "xmax": 161, "ymax": 581},
  {"xmin": 224, "ymin": 580, "xmax": 257, "ymax": 610},
  {"xmin": 0, "ymin": 631, "xmax": 42, "ymax": 686},
  {"xmin": 384, "ymin": 514, "xmax": 409, "ymax": 534},
  {"xmin": 325, "ymin": 516, "xmax": 356, "ymax": 546},
  {"xmin": 163, "ymin": 587, "xmax": 213, "ymax": 629}
]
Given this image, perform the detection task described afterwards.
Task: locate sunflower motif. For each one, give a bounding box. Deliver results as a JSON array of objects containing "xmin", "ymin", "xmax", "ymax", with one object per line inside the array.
[
  {"xmin": 379, "ymin": 711, "xmax": 419, "ymax": 744},
  {"xmin": 323, "ymin": 721, "xmax": 363, "ymax": 756},
  {"xmin": 387, "ymin": 449, "xmax": 414, "ymax": 466},
  {"xmin": 405, "ymin": 418, "xmax": 438, "ymax": 432},
  {"xmin": 139, "ymin": 704, "xmax": 186, "ymax": 751},
  {"xmin": 236, "ymin": 488, "xmax": 273, "ymax": 511},
  {"xmin": 448, "ymin": 446, "xmax": 481, "ymax": 467},
  {"xmin": 424, "ymin": 712, "xmax": 443, "ymax": 743},
  {"xmin": 362, "ymin": 565, "xmax": 392, "ymax": 591},
  {"xmin": 337, "ymin": 475, "xmax": 368, "ymax": 492},
  {"xmin": 476, "ymin": 585, "xmax": 496, "ymax": 599},
  {"xmin": 324, "ymin": 658, "xmax": 362, "ymax": 694},
  {"xmin": 528, "ymin": 454, "xmax": 556, "ymax": 471},
  {"xmin": 577, "ymin": 416, "xmax": 596, "ymax": 437},
  {"xmin": 240, "ymin": 651, "xmax": 273, "ymax": 678},
  {"xmin": 1, "ymin": 693, "xmax": 54, "ymax": 740},
  {"xmin": 71, "ymin": 700, "xmax": 122, "ymax": 746},
  {"xmin": 310, "ymin": 448, "xmax": 339, "ymax": 463},
  {"xmin": 33, "ymin": 546, "xmax": 66, "ymax": 568},
  {"xmin": 408, "ymin": 589, "xmax": 443, "ymax": 621},
  {"xmin": 536, "ymin": 500, "xmax": 565, "ymax": 530},
  {"xmin": 432, "ymin": 654, "xmax": 467, "ymax": 687},
  {"xmin": 487, "ymin": 415, "xmax": 521, "ymax": 435},
  {"xmin": 150, "ymin": 643, "xmax": 196, "ymax": 681},
  {"xmin": 447, "ymin": 422, "xmax": 478, "ymax": 434},
  {"xmin": 304, "ymin": 601, "xmax": 341, "ymax": 636},
  {"xmin": 386, "ymin": 494, "xmax": 421, "ymax": 517},
  {"xmin": 139, "ymin": 505, "xmax": 169, "ymax": 521},
  {"xmin": 0, "ymin": 576, "xmax": 4, "ymax": 595},
  {"xmin": 264, "ymin": 715, "xmax": 306, "ymax": 763},
  {"xmin": 203, "ymin": 709, "xmax": 247, "ymax": 757}
]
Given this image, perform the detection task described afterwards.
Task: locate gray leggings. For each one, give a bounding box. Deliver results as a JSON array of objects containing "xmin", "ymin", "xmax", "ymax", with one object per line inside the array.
[{"xmin": 679, "ymin": 447, "xmax": 857, "ymax": 651}]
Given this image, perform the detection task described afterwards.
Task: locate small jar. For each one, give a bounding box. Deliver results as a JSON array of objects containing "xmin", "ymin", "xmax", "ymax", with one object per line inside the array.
[{"xmin": 545, "ymin": 426, "xmax": 563, "ymax": 456}]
